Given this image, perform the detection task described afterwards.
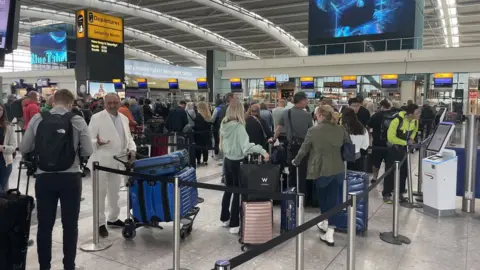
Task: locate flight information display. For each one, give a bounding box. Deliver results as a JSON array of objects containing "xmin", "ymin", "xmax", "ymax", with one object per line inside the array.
[
  {"xmin": 309, "ymin": 0, "xmax": 416, "ymax": 39},
  {"xmin": 0, "ymin": 0, "xmax": 12, "ymax": 49},
  {"xmin": 30, "ymin": 31, "xmax": 67, "ymax": 64}
]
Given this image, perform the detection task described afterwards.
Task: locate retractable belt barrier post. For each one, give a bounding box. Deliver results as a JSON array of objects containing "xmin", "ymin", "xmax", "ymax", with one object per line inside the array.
[
  {"xmin": 295, "ymin": 193, "xmax": 305, "ymax": 270},
  {"xmin": 413, "ymin": 128, "xmax": 426, "ymax": 198},
  {"xmin": 347, "ymin": 193, "xmax": 357, "ymax": 270},
  {"xmin": 380, "ymin": 161, "xmax": 411, "ymax": 245},
  {"xmin": 402, "ymin": 146, "xmax": 421, "ymax": 209},
  {"xmin": 80, "ymin": 162, "xmax": 113, "ymax": 252},
  {"xmin": 169, "ymin": 176, "xmax": 189, "ymax": 270}
]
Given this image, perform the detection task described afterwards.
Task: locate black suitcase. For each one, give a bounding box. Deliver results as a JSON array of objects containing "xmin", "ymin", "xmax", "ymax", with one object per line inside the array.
[{"xmin": 0, "ymin": 162, "xmax": 35, "ymax": 270}]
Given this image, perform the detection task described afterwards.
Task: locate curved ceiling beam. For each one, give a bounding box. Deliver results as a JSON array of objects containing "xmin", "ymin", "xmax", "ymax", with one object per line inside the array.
[
  {"xmin": 19, "ymin": 21, "xmax": 172, "ymax": 65},
  {"xmin": 20, "ymin": 6, "xmax": 205, "ymax": 66},
  {"xmin": 35, "ymin": 0, "xmax": 259, "ymax": 59},
  {"xmin": 191, "ymin": 0, "xmax": 307, "ymax": 56}
]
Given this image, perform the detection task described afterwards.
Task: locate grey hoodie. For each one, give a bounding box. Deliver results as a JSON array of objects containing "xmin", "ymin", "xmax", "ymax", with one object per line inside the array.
[{"xmin": 220, "ymin": 121, "xmax": 266, "ymax": 161}]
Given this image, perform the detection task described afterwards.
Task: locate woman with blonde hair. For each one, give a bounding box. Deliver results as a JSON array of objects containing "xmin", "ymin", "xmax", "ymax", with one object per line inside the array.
[
  {"xmin": 219, "ymin": 101, "xmax": 269, "ymax": 234},
  {"xmin": 193, "ymin": 101, "xmax": 212, "ymax": 165},
  {"xmin": 292, "ymin": 105, "xmax": 344, "ymax": 246}
]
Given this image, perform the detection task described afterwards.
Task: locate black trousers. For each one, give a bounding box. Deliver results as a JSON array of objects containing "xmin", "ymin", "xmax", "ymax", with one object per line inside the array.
[
  {"xmin": 195, "ymin": 148, "xmax": 208, "ymax": 163},
  {"xmin": 35, "ymin": 173, "xmax": 82, "ymax": 270},
  {"xmin": 382, "ymin": 146, "xmax": 407, "ymax": 196},
  {"xmin": 213, "ymin": 130, "xmax": 220, "ymax": 155},
  {"xmin": 220, "ymin": 158, "xmax": 241, "ymax": 227}
]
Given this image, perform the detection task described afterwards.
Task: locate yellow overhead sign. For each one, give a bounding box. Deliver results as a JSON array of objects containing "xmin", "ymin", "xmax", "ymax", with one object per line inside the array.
[
  {"xmin": 87, "ymin": 11, "xmax": 123, "ymax": 31},
  {"xmin": 264, "ymin": 77, "xmax": 276, "ymax": 82},
  {"xmin": 88, "ymin": 24, "xmax": 123, "ymax": 43},
  {"xmin": 434, "ymin": 73, "xmax": 453, "ymax": 78},
  {"xmin": 168, "ymin": 78, "xmax": 178, "ymax": 83},
  {"xmin": 112, "ymin": 79, "xmax": 121, "ymax": 83},
  {"xmin": 76, "ymin": 10, "xmax": 85, "ymax": 38},
  {"xmin": 136, "ymin": 78, "xmax": 147, "ymax": 83},
  {"xmin": 230, "ymin": 78, "xmax": 241, "ymax": 83},
  {"xmin": 196, "ymin": 78, "xmax": 207, "ymax": 82},
  {"xmin": 342, "ymin": 76, "xmax": 357, "ymax": 81},
  {"xmin": 381, "ymin": 74, "xmax": 398, "ymax": 80},
  {"xmin": 300, "ymin": 77, "xmax": 314, "ymax": 82}
]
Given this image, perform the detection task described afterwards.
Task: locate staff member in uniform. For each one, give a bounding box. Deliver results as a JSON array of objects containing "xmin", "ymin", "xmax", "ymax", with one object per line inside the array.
[{"xmin": 382, "ymin": 104, "xmax": 420, "ymax": 204}]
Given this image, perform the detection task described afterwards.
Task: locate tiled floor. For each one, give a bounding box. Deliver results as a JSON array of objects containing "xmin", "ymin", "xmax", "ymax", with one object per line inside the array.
[{"xmin": 10, "ymin": 152, "xmax": 480, "ymax": 270}]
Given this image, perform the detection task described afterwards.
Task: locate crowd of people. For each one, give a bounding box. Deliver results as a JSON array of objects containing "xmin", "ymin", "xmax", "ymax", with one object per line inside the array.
[{"xmin": 1, "ymin": 88, "xmax": 427, "ymax": 269}]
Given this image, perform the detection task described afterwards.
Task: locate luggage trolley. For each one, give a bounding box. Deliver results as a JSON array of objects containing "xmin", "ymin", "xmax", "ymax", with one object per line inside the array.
[{"xmin": 113, "ymin": 152, "xmax": 200, "ymax": 240}]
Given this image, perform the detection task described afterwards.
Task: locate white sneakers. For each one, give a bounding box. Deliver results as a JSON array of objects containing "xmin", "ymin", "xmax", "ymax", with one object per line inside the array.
[
  {"xmin": 221, "ymin": 221, "xmax": 230, "ymax": 227},
  {"xmin": 320, "ymin": 228, "xmax": 335, "ymax": 246},
  {"xmin": 317, "ymin": 221, "xmax": 328, "ymax": 232},
  {"xmin": 229, "ymin": 227, "xmax": 240, "ymax": 234}
]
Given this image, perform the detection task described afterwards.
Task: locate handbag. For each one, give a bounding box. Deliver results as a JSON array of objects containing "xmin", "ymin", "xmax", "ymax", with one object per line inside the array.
[
  {"xmin": 341, "ymin": 127, "xmax": 356, "ymax": 162},
  {"xmin": 240, "ymin": 160, "xmax": 280, "ymax": 201}
]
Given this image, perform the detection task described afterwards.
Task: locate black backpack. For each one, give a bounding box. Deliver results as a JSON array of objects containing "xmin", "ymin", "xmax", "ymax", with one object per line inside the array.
[
  {"xmin": 10, "ymin": 99, "xmax": 23, "ymax": 119},
  {"xmin": 380, "ymin": 111, "xmax": 401, "ymax": 142},
  {"xmin": 34, "ymin": 112, "xmax": 77, "ymax": 172}
]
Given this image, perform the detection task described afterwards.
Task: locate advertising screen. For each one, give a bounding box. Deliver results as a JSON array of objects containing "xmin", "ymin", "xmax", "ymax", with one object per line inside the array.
[
  {"xmin": 382, "ymin": 79, "xmax": 398, "ymax": 88},
  {"xmin": 30, "ymin": 31, "xmax": 67, "ymax": 64},
  {"xmin": 89, "ymin": 82, "xmax": 115, "ymax": 99},
  {"xmin": 342, "ymin": 80, "xmax": 357, "ymax": 89},
  {"xmin": 434, "ymin": 78, "xmax": 453, "ymax": 88},
  {"xmin": 0, "ymin": 0, "xmax": 12, "ymax": 49},
  {"xmin": 309, "ymin": 0, "xmax": 416, "ymax": 42},
  {"xmin": 301, "ymin": 81, "xmax": 314, "ymax": 89}
]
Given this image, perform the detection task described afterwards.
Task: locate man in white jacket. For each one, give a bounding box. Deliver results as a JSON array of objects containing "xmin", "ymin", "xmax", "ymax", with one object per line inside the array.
[{"xmin": 89, "ymin": 93, "xmax": 136, "ymax": 237}]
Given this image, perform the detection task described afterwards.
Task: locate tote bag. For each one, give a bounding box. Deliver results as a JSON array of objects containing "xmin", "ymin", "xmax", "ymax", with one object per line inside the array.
[
  {"xmin": 341, "ymin": 128, "xmax": 356, "ymax": 162},
  {"xmin": 240, "ymin": 162, "xmax": 280, "ymax": 201}
]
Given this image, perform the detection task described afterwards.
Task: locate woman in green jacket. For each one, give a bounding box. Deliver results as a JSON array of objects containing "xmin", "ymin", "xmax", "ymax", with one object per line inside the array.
[
  {"xmin": 293, "ymin": 105, "xmax": 345, "ymax": 246},
  {"xmin": 219, "ymin": 101, "xmax": 269, "ymax": 234}
]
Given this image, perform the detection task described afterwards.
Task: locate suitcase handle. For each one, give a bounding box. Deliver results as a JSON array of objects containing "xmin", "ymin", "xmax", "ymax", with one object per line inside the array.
[{"xmin": 12, "ymin": 161, "xmax": 32, "ymax": 196}]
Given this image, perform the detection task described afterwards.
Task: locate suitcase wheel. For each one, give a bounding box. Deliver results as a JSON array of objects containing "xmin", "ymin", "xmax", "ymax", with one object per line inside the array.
[
  {"xmin": 241, "ymin": 245, "xmax": 249, "ymax": 252},
  {"xmin": 187, "ymin": 226, "xmax": 193, "ymax": 234},
  {"xmin": 122, "ymin": 226, "xmax": 136, "ymax": 240},
  {"xmin": 180, "ymin": 230, "xmax": 186, "ymax": 240}
]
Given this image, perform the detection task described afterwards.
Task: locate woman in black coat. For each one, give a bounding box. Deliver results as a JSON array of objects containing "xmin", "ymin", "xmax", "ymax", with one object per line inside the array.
[
  {"xmin": 193, "ymin": 102, "xmax": 212, "ymax": 165},
  {"xmin": 245, "ymin": 104, "xmax": 273, "ymax": 152}
]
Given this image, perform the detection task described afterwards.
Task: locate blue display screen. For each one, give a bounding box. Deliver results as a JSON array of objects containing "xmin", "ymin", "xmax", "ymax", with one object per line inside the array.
[
  {"xmin": 138, "ymin": 81, "xmax": 147, "ymax": 89},
  {"xmin": 382, "ymin": 79, "xmax": 398, "ymax": 88},
  {"xmin": 309, "ymin": 0, "xmax": 415, "ymax": 39},
  {"xmin": 301, "ymin": 81, "xmax": 314, "ymax": 89},
  {"xmin": 30, "ymin": 31, "xmax": 67, "ymax": 64},
  {"xmin": 114, "ymin": 82, "xmax": 123, "ymax": 90},
  {"xmin": 231, "ymin": 81, "xmax": 242, "ymax": 89},
  {"xmin": 197, "ymin": 81, "xmax": 208, "ymax": 89},
  {"xmin": 264, "ymin": 81, "xmax": 277, "ymax": 89},
  {"xmin": 169, "ymin": 82, "xmax": 179, "ymax": 89},
  {"xmin": 342, "ymin": 80, "xmax": 357, "ymax": 89},
  {"xmin": 434, "ymin": 78, "xmax": 453, "ymax": 88},
  {"xmin": 305, "ymin": 92, "xmax": 316, "ymax": 99}
]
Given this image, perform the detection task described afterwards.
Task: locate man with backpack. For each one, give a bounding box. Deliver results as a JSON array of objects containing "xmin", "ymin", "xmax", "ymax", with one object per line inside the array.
[
  {"xmin": 367, "ymin": 100, "xmax": 394, "ymax": 183},
  {"xmin": 19, "ymin": 89, "xmax": 93, "ymax": 270},
  {"xmin": 382, "ymin": 103, "xmax": 420, "ymax": 204}
]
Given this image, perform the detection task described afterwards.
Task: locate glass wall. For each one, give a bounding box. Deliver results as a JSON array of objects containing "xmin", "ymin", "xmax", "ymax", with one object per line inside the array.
[{"xmin": 0, "ymin": 49, "xmax": 32, "ymax": 73}]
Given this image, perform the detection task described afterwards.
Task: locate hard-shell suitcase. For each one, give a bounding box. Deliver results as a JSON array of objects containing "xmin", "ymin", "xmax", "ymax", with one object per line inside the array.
[
  {"xmin": 333, "ymin": 170, "xmax": 369, "ymax": 236},
  {"xmin": 151, "ymin": 136, "xmax": 168, "ymax": 157},
  {"xmin": 280, "ymin": 167, "xmax": 296, "ymax": 234},
  {"xmin": 0, "ymin": 162, "xmax": 35, "ymax": 270},
  {"xmin": 240, "ymin": 201, "xmax": 273, "ymax": 251},
  {"xmin": 133, "ymin": 154, "xmax": 182, "ymax": 175},
  {"xmin": 169, "ymin": 150, "xmax": 188, "ymax": 168},
  {"xmin": 166, "ymin": 167, "xmax": 198, "ymax": 219}
]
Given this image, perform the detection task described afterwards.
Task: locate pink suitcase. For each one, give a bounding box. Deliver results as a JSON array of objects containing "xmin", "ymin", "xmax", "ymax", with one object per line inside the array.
[{"xmin": 240, "ymin": 201, "xmax": 273, "ymax": 251}]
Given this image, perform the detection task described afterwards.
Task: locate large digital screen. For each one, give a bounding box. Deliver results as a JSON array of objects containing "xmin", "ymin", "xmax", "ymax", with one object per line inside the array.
[
  {"xmin": 89, "ymin": 82, "xmax": 115, "ymax": 99},
  {"xmin": 264, "ymin": 81, "xmax": 277, "ymax": 89},
  {"xmin": 434, "ymin": 78, "xmax": 453, "ymax": 88},
  {"xmin": 197, "ymin": 81, "xmax": 208, "ymax": 90},
  {"xmin": 301, "ymin": 81, "xmax": 314, "ymax": 89},
  {"xmin": 30, "ymin": 31, "xmax": 67, "ymax": 64},
  {"xmin": 382, "ymin": 79, "xmax": 398, "ymax": 88},
  {"xmin": 309, "ymin": 0, "xmax": 416, "ymax": 41},
  {"xmin": 0, "ymin": 0, "xmax": 12, "ymax": 49},
  {"xmin": 342, "ymin": 80, "xmax": 357, "ymax": 89}
]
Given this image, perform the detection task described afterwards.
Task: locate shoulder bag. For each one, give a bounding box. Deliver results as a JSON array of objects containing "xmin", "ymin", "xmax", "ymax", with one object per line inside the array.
[{"xmin": 341, "ymin": 127, "xmax": 356, "ymax": 162}]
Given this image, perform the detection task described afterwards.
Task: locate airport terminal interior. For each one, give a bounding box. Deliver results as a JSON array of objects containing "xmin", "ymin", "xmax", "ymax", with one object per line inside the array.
[{"xmin": 2, "ymin": 0, "xmax": 480, "ymax": 269}]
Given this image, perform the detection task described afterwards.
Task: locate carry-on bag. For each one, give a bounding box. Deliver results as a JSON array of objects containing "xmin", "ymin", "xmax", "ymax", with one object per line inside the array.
[
  {"xmin": 240, "ymin": 156, "xmax": 280, "ymax": 201},
  {"xmin": 0, "ymin": 162, "xmax": 35, "ymax": 270},
  {"xmin": 151, "ymin": 136, "xmax": 169, "ymax": 157},
  {"xmin": 280, "ymin": 167, "xmax": 296, "ymax": 234},
  {"xmin": 165, "ymin": 167, "xmax": 198, "ymax": 219},
  {"xmin": 240, "ymin": 201, "xmax": 273, "ymax": 251},
  {"xmin": 331, "ymin": 170, "xmax": 369, "ymax": 236}
]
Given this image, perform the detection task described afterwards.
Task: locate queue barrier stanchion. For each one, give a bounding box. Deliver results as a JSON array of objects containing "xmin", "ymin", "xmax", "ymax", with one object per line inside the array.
[
  {"xmin": 214, "ymin": 260, "xmax": 231, "ymax": 270},
  {"xmin": 168, "ymin": 176, "xmax": 189, "ymax": 270},
  {"xmin": 379, "ymin": 161, "xmax": 411, "ymax": 245},
  {"xmin": 347, "ymin": 192, "xmax": 357, "ymax": 270},
  {"xmin": 295, "ymin": 193, "xmax": 305, "ymax": 270},
  {"xmin": 80, "ymin": 162, "xmax": 113, "ymax": 252},
  {"xmin": 402, "ymin": 147, "xmax": 421, "ymax": 209}
]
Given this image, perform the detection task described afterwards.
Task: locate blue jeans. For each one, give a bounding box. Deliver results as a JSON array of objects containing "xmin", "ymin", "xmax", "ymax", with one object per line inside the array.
[
  {"xmin": 314, "ymin": 172, "xmax": 344, "ymax": 224},
  {"xmin": 0, "ymin": 157, "xmax": 12, "ymax": 193}
]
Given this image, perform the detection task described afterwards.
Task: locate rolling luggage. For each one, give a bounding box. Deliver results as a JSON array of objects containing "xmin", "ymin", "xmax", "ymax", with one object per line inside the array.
[
  {"xmin": 151, "ymin": 136, "xmax": 168, "ymax": 157},
  {"xmin": 0, "ymin": 162, "xmax": 35, "ymax": 270},
  {"xmin": 332, "ymin": 170, "xmax": 369, "ymax": 236},
  {"xmin": 240, "ymin": 201, "xmax": 273, "ymax": 251},
  {"xmin": 280, "ymin": 168, "xmax": 297, "ymax": 233}
]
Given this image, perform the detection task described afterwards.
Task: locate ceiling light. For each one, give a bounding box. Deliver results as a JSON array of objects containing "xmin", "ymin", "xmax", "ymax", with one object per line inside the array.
[
  {"xmin": 448, "ymin": 8, "xmax": 456, "ymax": 16},
  {"xmin": 446, "ymin": 0, "xmax": 456, "ymax": 6},
  {"xmin": 450, "ymin": 17, "xmax": 458, "ymax": 26},
  {"xmin": 452, "ymin": 27, "xmax": 458, "ymax": 35}
]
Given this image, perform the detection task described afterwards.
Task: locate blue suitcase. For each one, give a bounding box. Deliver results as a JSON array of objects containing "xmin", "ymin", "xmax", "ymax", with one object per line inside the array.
[
  {"xmin": 130, "ymin": 154, "xmax": 183, "ymax": 223},
  {"xmin": 169, "ymin": 150, "xmax": 188, "ymax": 168},
  {"xmin": 332, "ymin": 170, "xmax": 369, "ymax": 236},
  {"xmin": 280, "ymin": 187, "xmax": 296, "ymax": 233},
  {"xmin": 166, "ymin": 167, "xmax": 198, "ymax": 219}
]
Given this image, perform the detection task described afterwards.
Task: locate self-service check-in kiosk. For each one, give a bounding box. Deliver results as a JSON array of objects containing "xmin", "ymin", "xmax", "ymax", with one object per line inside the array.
[{"xmin": 422, "ymin": 122, "xmax": 458, "ymax": 217}]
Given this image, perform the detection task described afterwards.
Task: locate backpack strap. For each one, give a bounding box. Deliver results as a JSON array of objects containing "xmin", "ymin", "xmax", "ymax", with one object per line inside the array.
[{"xmin": 61, "ymin": 112, "xmax": 76, "ymax": 122}]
